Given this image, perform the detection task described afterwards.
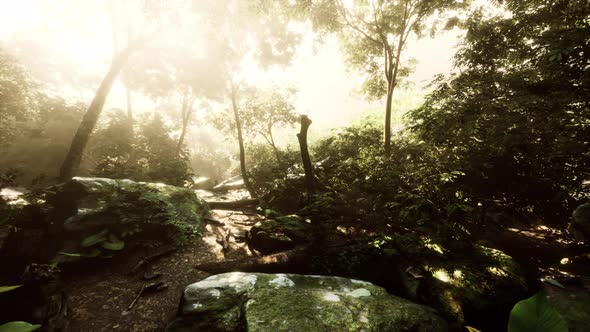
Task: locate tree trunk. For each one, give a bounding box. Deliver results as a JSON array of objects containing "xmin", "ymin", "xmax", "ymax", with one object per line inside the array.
[
  {"xmin": 297, "ymin": 115, "xmax": 315, "ymax": 194},
  {"xmin": 231, "ymin": 86, "xmax": 257, "ymax": 199},
  {"xmin": 59, "ymin": 48, "xmax": 134, "ymax": 182},
  {"xmin": 126, "ymin": 85, "xmax": 133, "ymax": 123},
  {"xmin": 268, "ymin": 127, "xmax": 283, "ymax": 167},
  {"xmin": 176, "ymin": 112, "xmax": 190, "ymax": 156},
  {"xmin": 205, "ymin": 198, "xmax": 259, "ymax": 210},
  {"xmin": 176, "ymin": 95, "xmax": 195, "ymax": 156},
  {"xmin": 384, "ymin": 80, "xmax": 394, "ymax": 159}
]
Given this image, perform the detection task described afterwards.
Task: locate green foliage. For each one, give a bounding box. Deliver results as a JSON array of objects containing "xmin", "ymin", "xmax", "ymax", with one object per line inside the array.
[
  {"xmin": 81, "ymin": 229, "xmax": 109, "ymax": 248},
  {"xmin": 407, "ymin": 0, "xmax": 590, "ymax": 219},
  {"xmin": 0, "ymin": 49, "xmax": 37, "ymax": 145},
  {"xmin": 0, "ymin": 322, "xmax": 41, "ymax": 332},
  {"xmin": 508, "ymin": 291, "xmax": 568, "ymax": 332},
  {"xmin": 247, "ymin": 144, "xmax": 301, "ymax": 193},
  {"xmin": 0, "ymin": 197, "xmax": 19, "ymax": 227},
  {"xmin": 0, "ymin": 89, "xmax": 85, "ymax": 186},
  {"xmin": 239, "ymin": 86, "xmax": 298, "ymax": 145},
  {"xmin": 0, "ymin": 168, "xmax": 20, "ymax": 188},
  {"xmin": 90, "ymin": 111, "xmax": 194, "ymax": 186},
  {"xmin": 97, "ymin": 181, "xmax": 206, "ymax": 244},
  {"xmin": 78, "ymin": 229, "xmax": 125, "ymax": 257},
  {"xmin": 289, "ymin": 1, "xmax": 470, "ymax": 99},
  {"xmin": 188, "ymin": 128, "xmax": 233, "ymax": 182},
  {"xmin": 303, "ymin": 118, "xmax": 481, "ymax": 248},
  {"xmin": 0, "ymin": 285, "xmax": 22, "ymax": 293},
  {"xmin": 102, "ymin": 234, "xmax": 125, "ymax": 251}
]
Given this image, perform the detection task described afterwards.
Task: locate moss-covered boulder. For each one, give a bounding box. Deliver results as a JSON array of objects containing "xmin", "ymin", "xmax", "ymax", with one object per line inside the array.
[
  {"xmin": 570, "ymin": 203, "xmax": 590, "ymax": 242},
  {"xmin": 385, "ymin": 234, "xmax": 528, "ymax": 330},
  {"xmin": 247, "ymin": 215, "xmax": 312, "ymax": 254},
  {"xmin": 50, "ymin": 177, "xmax": 209, "ymax": 259},
  {"xmin": 543, "ymin": 282, "xmax": 590, "ymax": 332},
  {"xmin": 166, "ymin": 272, "xmax": 448, "ymax": 332}
]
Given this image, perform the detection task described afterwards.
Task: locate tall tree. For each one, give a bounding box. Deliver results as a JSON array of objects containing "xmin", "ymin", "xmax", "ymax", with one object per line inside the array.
[
  {"xmin": 59, "ymin": 0, "xmax": 172, "ymax": 181},
  {"xmin": 240, "ymin": 86, "xmax": 298, "ymax": 167},
  {"xmin": 0, "ymin": 50, "xmax": 37, "ymax": 147},
  {"xmin": 59, "ymin": 44, "xmax": 138, "ymax": 181},
  {"xmin": 229, "ymin": 82, "xmax": 257, "ymax": 197},
  {"xmin": 284, "ymin": 0, "xmax": 470, "ymax": 158},
  {"xmin": 201, "ymin": 0, "xmax": 303, "ymax": 198},
  {"xmin": 408, "ymin": 0, "xmax": 590, "ymax": 216}
]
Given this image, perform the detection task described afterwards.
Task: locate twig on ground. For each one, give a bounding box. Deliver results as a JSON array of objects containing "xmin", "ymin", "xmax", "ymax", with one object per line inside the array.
[{"xmin": 130, "ymin": 245, "xmax": 177, "ymax": 274}]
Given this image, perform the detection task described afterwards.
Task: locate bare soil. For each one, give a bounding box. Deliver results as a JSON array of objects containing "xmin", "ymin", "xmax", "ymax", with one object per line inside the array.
[{"xmin": 62, "ymin": 209, "xmax": 262, "ymax": 332}]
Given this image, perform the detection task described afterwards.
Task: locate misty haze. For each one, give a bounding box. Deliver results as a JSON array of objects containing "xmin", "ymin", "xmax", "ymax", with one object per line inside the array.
[{"xmin": 0, "ymin": 1, "xmax": 588, "ymax": 331}]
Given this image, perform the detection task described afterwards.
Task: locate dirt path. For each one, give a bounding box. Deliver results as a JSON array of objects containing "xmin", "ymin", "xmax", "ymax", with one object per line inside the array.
[{"xmin": 63, "ymin": 209, "xmax": 263, "ymax": 332}]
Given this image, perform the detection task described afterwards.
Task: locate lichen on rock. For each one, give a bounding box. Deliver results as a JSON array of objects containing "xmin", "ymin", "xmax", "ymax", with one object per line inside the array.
[
  {"xmin": 47, "ymin": 177, "xmax": 209, "ymax": 260},
  {"xmin": 167, "ymin": 272, "xmax": 448, "ymax": 332},
  {"xmin": 247, "ymin": 214, "xmax": 312, "ymax": 254}
]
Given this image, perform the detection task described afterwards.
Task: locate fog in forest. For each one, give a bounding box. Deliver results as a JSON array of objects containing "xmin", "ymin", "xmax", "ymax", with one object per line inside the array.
[{"xmin": 1, "ymin": 1, "xmax": 588, "ymax": 331}]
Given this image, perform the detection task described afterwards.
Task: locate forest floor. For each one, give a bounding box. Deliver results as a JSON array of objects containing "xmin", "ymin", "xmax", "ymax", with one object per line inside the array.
[
  {"xmin": 2, "ymin": 182, "xmax": 577, "ymax": 331},
  {"xmin": 63, "ymin": 208, "xmax": 260, "ymax": 332},
  {"xmin": 60, "ymin": 210, "xmax": 589, "ymax": 331},
  {"xmin": 480, "ymin": 221, "xmax": 588, "ymax": 280}
]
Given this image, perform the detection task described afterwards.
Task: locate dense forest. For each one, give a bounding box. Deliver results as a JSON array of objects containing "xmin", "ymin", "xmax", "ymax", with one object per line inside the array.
[{"xmin": 0, "ymin": 0, "xmax": 589, "ymax": 331}]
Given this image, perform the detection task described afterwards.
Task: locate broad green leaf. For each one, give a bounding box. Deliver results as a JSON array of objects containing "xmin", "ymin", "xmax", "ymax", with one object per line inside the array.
[
  {"xmin": 102, "ymin": 238, "xmax": 125, "ymax": 250},
  {"xmin": 0, "ymin": 285, "xmax": 22, "ymax": 293},
  {"xmin": 508, "ymin": 291, "xmax": 568, "ymax": 332},
  {"xmin": 0, "ymin": 321, "xmax": 42, "ymax": 332},
  {"xmin": 81, "ymin": 229, "xmax": 108, "ymax": 247},
  {"xmin": 84, "ymin": 248, "xmax": 102, "ymax": 257}
]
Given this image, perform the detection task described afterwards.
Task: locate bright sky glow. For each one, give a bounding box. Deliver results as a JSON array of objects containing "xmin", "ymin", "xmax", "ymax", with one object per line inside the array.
[{"xmin": 0, "ymin": 0, "xmax": 500, "ymax": 131}]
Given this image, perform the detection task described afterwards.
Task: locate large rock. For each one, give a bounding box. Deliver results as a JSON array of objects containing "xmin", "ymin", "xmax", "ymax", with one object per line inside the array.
[
  {"xmin": 570, "ymin": 203, "xmax": 590, "ymax": 242},
  {"xmin": 383, "ymin": 235, "xmax": 528, "ymax": 329},
  {"xmin": 213, "ymin": 175, "xmax": 244, "ymax": 192},
  {"xmin": 49, "ymin": 177, "xmax": 209, "ymax": 259},
  {"xmin": 247, "ymin": 215, "xmax": 312, "ymax": 254},
  {"xmin": 543, "ymin": 281, "xmax": 590, "ymax": 332},
  {"xmin": 191, "ymin": 177, "xmax": 216, "ymax": 190},
  {"xmin": 167, "ymin": 272, "xmax": 448, "ymax": 332}
]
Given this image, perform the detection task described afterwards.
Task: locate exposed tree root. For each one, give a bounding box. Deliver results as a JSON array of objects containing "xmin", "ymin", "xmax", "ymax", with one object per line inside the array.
[
  {"xmin": 194, "ymin": 245, "xmax": 311, "ymax": 274},
  {"xmin": 206, "ymin": 198, "xmax": 259, "ymax": 210},
  {"xmin": 130, "ymin": 245, "xmax": 177, "ymax": 274}
]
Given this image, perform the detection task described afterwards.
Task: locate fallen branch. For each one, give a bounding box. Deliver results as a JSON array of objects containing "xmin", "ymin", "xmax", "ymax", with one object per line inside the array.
[
  {"xmin": 206, "ymin": 198, "xmax": 259, "ymax": 210},
  {"xmin": 126, "ymin": 281, "xmax": 168, "ymax": 311},
  {"xmin": 204, "ymin": 216, "xmax": 225, "ymax": 227},
  {"xmin": 195, "ymin": 245, "xmax": 311, "ymax": 274},
  {"xmin": 127, "ymin": 284, "xmax": 145, "ymax": 310},
  {"xmin": 216, "ymin": 228, "xmax": 232, "ymax": 253},
  {"xmin": 131, "ymin": 245, "xmax": 178, "ymax": 274}
]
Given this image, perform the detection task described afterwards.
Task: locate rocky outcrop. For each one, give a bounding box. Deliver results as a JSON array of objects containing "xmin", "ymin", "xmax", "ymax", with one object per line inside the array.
[
  {"xmin": 247, "ymin": 215, "xmax": 312, "ymax": 254},
  {"xmin": 2, "ymin": 177, "xmax": 209, "ymax": 263},
  {"xmin": 570, "ymin": 203, "xmax": 590, "ymax": 242},
  {"xmin": 542, "ymin": 280, "xmax": 590, "ymax": 332},
  {"xmin": 54, "ymin": 177, "xmax": 209, "ymax": 259},
  {"xmin": 166, "ymin": 272, "xmax": 448, "ymax": 332},
  {"xmin": 383, "ymin": 236, "xmax": 528, "ymax": 329}
]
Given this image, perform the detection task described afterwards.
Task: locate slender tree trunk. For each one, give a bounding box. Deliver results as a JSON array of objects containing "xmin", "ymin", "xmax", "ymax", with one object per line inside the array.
[
  {"xmin": 384, "ymin": 3, "xmax": 408, "ymax": 159},
  {"xmin": 268, "ymin": 127, "xmax": 283, "ymax": 167},
  {"xmin": 176, "ymin": 110, "xmax": 191, "ymax": 156},
  {"xmin": 384, "ymin": 42, "xmax": 403, "ymax": 159},
  {"xmin": 176, "ymin": 95, "xmax": 195, "ymax": 156},
  {"xmin": 59, "ymin": 48, "xmax": 133, "ymax": 182},
  {"xmin": 384, "ymin": 79, "xmax": 394, "ymax": 159},
  {"xmin": 126, "ymin": 85, "xmax": 133, "ymax": 123},
  {"xmin": 231, "ymin": 86, "xmax": 257, "ymax": 199},
  {"xmin": 297, "ymin": 115, "xmax": 315, "ymax": 194}
]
